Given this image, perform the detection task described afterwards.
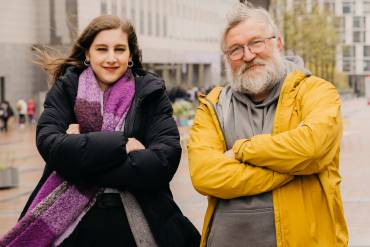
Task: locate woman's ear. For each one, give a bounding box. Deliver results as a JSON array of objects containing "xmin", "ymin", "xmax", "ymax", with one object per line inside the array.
[{"xmin": 85, "ymin": 51, "xmax": 90, "ymax": 62}]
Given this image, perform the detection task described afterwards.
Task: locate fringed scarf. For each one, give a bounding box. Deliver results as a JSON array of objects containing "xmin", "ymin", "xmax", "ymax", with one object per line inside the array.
[{"xmin": 0, "ymin": 67, "xmax": 144, "ymax": 247}]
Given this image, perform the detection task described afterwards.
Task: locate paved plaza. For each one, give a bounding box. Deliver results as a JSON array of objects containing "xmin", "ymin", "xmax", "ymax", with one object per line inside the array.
[{"xmin": 0, "ymin": 97, "xmax": 370, "ymax": 246}]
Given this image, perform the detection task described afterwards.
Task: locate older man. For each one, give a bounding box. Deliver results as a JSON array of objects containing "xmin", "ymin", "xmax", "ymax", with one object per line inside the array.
[{"xmin": 188, "ymin": 3, "xmax": 348, "ymax": 247}]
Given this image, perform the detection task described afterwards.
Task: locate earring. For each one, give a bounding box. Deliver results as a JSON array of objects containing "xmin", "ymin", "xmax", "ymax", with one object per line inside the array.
[
  {"xmin": 128, "ymin": 60, "xmax": 134, "ymax": 68},
  {"xmin": 84, "ymin": 59, "xmax": 90, "ymax": 66}
]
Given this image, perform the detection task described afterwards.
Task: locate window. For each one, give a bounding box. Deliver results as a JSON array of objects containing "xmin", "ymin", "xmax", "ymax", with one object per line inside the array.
[
  {"xmin": 364, "ymin": 60, "xmax": 370, "ymax": 71},
  {"xmin": 111, "ymin": 0, "xmax": 117, "ymax": 15},
  {"xmin": 131, "ymin": 7, "xmax": 136, "ymax": 25},
  {"xmin": 343, "ymin": 1, "xmax": 354, "ymax": 14},
  {"xmin": 140, "ymin": 9, "xmax": 144, "ymax": 35},
  {"xmin": 121, "ymin": 1, "xmax": 127, "ymax": 17},
  {"xmin": 335, "ymin": 17, "xmax": 345, "ymax": 31},
  {"xmin": 353, "ymin": 31, "xmax": 365, "ymax": 43},
  {"xmin": 342, "ymin": 59, "xmax": 355, "ymax": 72},
  {"xmin": 324, "ymin": 2, "xmax": 335, "ymax": 13},
  {"xmin": 343, "ymin": 46, "xmax": 355, "ymax": 57},
  {"xmin": 101, "ymin": 0, "xmax": 108, "ymax": 14},
  {"xmin": 364, "ymin": 46, "xmax": 370, "ymax": 57},
  {"xmin": 364, "ymin": 1, "xmax": 370, "ymax": 14},
  {"xmin": 353, "ymin": 16, "xmax": 365, "ymax": 29},
  {"xmin": 163, "ymin": 15, "xmax": 167, "ymax": 37},
  {"xmin": 0, "ymin": 77, "xmax": 4, "ymax": 102},
  {"xmin": 156, "ymin": 13, "xmax": 160, "ymax": 37}
]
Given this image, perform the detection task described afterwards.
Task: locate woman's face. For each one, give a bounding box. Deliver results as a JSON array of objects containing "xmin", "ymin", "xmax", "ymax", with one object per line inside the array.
[{"xmin": 86, "ymin": 28, "xmax": 131, "ymax": 91}]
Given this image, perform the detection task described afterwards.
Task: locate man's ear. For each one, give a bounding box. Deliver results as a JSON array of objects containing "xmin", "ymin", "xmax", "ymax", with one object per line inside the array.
[{"xmin": 277, "ymin": 37, "xmax": 284, "ymax": 51}]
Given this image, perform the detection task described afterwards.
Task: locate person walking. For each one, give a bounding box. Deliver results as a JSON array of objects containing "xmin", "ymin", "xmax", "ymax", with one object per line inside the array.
[
  {"xmin": 0, "ymin": 100, "xmax": 14, "ymax": 132},
  {"xmin": 188, "ymin": 3, "xmax": 348, "ymax": 247},
  {"xmin": 16, "ymin": 98, "xmax": 27, "ymax": 128},
  {"xmin": 27, "ymin": 98, "xmax": 36, "ymax": 124},
  {"xmin": 1, "ymin": 15, "xmax": 200, "ymax": 247}
]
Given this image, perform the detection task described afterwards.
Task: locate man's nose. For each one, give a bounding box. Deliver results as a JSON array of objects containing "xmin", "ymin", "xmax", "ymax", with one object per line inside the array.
[{"xmin": 242, "ymin": 46, "xmax": 256, "ymax": 62}]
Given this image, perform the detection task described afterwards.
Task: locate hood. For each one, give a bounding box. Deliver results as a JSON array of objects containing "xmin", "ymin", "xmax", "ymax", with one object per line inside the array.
[{"xmin": 284, "ymin": 55, "xmax": 311, "ymax": 77}]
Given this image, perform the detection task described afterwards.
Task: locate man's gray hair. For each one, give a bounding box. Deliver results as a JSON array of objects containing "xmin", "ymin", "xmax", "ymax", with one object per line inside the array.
[{"xmin": 221, "ymin": 2, "xmax": 281, "ymax": 53}]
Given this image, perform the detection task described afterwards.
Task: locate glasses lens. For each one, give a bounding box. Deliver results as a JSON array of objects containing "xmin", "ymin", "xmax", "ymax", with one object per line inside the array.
[
  {"xmin": 229, "ymin": 47, "xmax": 243, "ymax": 60},
  {"xmin": 249, "ymin": 41, "xmax": 265, "ymax": 54}
]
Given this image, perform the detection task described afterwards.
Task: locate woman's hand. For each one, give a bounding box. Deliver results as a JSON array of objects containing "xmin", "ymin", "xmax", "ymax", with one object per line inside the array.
[
  {"xmin": 126, "ymin": 138, "xmax": 145, "ymax": 153},
  {"xmin": 66, "ymin": 124, "xmax": 80, "ymax": 134}
]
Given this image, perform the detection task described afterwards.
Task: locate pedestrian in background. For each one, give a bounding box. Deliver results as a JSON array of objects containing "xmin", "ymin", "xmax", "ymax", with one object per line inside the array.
[
  {"xmin": 16, "ymin": 98, "xmax": 27, "ymax": 128},
  {"xmin": 1, "ymin": 15, "xmax": 199, "ymax": 247},
  {"xmin": 0, "ymin": 100, "xmax": 14, "ymax": 132},
  {"xmin": 188, "ymin": 3, "xmax": 348, "ymax": 247},
  {"xmin": 27, "ymin": 98, "xmax": 36, "ymax": 124}
]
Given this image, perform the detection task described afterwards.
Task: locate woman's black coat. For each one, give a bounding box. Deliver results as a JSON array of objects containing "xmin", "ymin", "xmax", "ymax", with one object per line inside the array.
[{"xmin": 20, "ymin": 67, "xmax": 200, "ymax": 246}]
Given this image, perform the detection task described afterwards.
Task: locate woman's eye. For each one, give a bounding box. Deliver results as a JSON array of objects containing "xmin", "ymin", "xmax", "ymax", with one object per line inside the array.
[
  {"xmin": 96, "ymin": 48, "xmax": 107, "ymax": 51},
  {"xmin": 115, "ymin": 48, "xmax": 126, "ymax": 52}
]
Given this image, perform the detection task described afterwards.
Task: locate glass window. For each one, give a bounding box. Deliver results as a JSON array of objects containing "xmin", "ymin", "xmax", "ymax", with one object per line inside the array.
[
  {"xmin": 121, "ymin": 1, "xmax": 127, "ymax": 17},
  {"xmin": 111, "ymin": 0, "xmax": 117, "ymax": 15},
  {"xmin": 131, "ymin": 7, "xmax": 136, "ymax": 25},
  {"xmin": 324, "ymin": 3, "xmax": 335, "ymax": 13},
  {"xmin": 343, "ymin": 46, "xmax": 355, "ymax": 57},
  {"xmin": 343, "ymin": 1, "xmax": 354, "ymax": 14},
  {"xmin": 364, "ymin": 46, "xmax": 370, "ymax": 57},
  {"xmin": 353, "ymin": 31, "xmax": 364, "ymax": 43},
  {"xmin": 364, "ymin": 1, "xmax": 370, "ymax": 14},
  {"xmin": 156, "ymin": 13, "xmax": 160, "ymax": 37},
  {"xmin": 353, "ymin": 16, "xmax": 365, "ymax": 29},
  {"xmin": 101, "ymin": 0, "xmax": 108, "ymax": 15},
  {"xmin": 140, "ymin": 9, "xmax": 144, "ymax": 35},
  {"xmin": 342, "ymin": 59, "xmax": 355, "ymax": 72},
  {"xmin": 163, "ymin": 15, "xmax": 167, "ymax": 37},
  {"xmin": 335, "ymin": 17, "xmax": 344, "ymax": 31},
  {"xmin": 148, "ymin": 11, "xmax": 152, "ymax": 36},
  {"xmin": 364, "ymin": 60, "xmax": 370, "ymax": 71}
]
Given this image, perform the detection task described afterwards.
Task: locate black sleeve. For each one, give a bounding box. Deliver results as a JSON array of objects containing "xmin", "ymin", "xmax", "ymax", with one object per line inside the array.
[
  {"xmin": 89, "ymin": 91, "xmax": 182, "ymax": 190},
  {"xmin": 36, "ymin": 78, "xmax": 128, "ymax": 181}
]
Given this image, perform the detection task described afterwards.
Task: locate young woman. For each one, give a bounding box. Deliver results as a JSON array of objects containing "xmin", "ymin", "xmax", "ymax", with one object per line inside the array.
[{"xmin": 1, "ymin": 15, "xmax": 200, "ymax": 247}]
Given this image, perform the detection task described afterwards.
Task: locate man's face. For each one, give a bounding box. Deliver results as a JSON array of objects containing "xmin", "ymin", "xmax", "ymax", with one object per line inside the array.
[{"xmin": 224, "ymin": 19, "xmax": 285, "ymax": 97}]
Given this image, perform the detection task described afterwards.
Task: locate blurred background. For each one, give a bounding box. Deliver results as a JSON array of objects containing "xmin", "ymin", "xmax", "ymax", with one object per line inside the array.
[{"xmin": 1, "ymin": 0, "xmax": 370, "ymax": 246}]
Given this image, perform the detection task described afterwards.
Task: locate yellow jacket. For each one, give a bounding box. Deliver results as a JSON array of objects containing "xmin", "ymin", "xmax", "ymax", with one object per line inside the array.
[{"xmin": 188, "ymin": 71, "xmax": 348, "ymax": 247}]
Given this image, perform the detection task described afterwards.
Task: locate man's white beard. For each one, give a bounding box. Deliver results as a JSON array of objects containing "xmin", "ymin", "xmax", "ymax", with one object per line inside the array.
[{"xmin": 228, "ymin": 50, "xmax": 286, "ymax": 96}]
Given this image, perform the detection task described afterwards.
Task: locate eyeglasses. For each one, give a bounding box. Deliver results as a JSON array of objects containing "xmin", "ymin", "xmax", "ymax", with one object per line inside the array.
[{"xmin": 226, "ymin": 36, "xmax": 276, "ymax": 61}]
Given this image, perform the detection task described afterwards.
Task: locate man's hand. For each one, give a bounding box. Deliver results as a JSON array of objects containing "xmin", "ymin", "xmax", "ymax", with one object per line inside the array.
[
  {"xmin": 66, "ymin": 124, "xmax": 80, "ymax": 134},
  {"xmin": 224, "ymin": 149, "xmax": 235, "ymax": 159},
  {"xmin": 126, "ymin": 138, "xmax": 145, "ymax": 153}
]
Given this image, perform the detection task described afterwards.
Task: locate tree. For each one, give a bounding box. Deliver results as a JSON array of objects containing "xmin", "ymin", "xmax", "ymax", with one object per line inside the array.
[{"xmin": 271, "ymin": 0, "xmax": 340, "ymax": 84}]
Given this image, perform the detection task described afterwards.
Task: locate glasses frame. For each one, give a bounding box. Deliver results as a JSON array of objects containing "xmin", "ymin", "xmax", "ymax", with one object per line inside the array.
[{"xmin": 226, "ymin": 36, "xmax": 276, "ymax": 61}]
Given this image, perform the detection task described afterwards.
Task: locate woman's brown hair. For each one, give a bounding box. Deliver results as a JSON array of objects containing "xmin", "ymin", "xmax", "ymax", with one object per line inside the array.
[{"xmin": 34, "ymin": 15, "xmax": 143, "ymax": 84}]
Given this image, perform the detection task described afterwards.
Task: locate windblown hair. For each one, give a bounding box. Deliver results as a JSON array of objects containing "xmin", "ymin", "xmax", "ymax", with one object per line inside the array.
[
  {"xmin": 34, "ymin": 15, "xmax": 143, "ymax": 85},
  {"xmin": 221, "ymin": 2, "xmax": 281, "ymax": 53}
]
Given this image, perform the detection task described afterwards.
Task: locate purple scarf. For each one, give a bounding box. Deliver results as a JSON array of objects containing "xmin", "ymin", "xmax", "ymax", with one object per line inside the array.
[{"xmin": 0, "ymin": 67, "xmax": 135, "ymax": 247}]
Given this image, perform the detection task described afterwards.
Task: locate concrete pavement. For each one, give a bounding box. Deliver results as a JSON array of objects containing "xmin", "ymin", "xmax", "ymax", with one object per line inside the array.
[{"xmin": 0, "ymin": 97, "xmax": 369, "ymax": 246}]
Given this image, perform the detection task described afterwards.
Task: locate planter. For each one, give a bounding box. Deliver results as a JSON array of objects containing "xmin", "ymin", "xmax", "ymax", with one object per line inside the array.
[{"xmin": 0, "ymin": 167, "xmax": 19, "ymax": 189}]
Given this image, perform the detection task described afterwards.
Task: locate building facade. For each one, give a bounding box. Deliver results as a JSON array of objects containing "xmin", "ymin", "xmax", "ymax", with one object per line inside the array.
[{"xmin": 0, "ymin": 0, "xmax": 234, "ymax": 112}]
